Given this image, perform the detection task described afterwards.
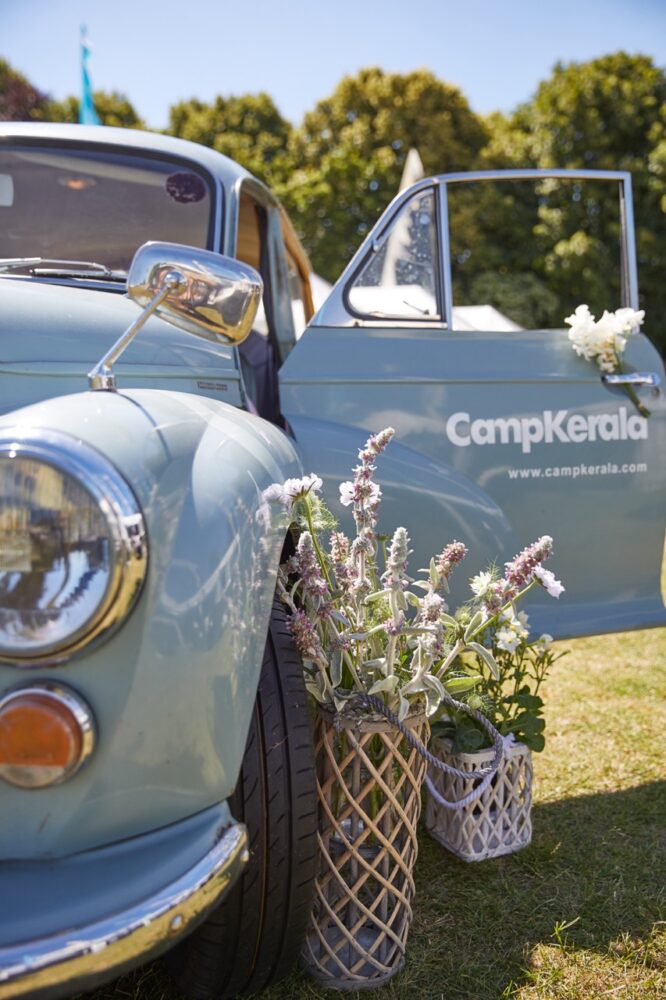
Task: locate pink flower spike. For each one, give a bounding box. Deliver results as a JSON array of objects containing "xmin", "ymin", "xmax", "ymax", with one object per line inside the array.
[
  {"xmin": 504, "ymin": 535, "xmax": 553, "ymax": 590},
  {"xmin": 437, "ymin": 540, "xmax": 467, "ymax": 579},
  {"xmin": 359, "ymin": 427, "xmax": 395, "ymax": 464}
]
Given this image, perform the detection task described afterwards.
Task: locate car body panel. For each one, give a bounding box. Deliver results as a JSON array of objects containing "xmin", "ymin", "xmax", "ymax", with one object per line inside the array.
[
  {"xmin": 281, "ymin": 322, "xmax": 665, "ymax": 637},
  {"xmin": 0, "ymin": 389, "xmax": 301, "ymax": 858},
  {"xmin": 0, "ymin": 277, "xmax": 244, "ymax": 414}
]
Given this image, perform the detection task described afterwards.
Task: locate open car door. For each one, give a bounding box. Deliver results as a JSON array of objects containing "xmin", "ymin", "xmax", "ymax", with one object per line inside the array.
[{"xmin": 281, "ymin": 170, "xmax": 665, "ymax": 638}]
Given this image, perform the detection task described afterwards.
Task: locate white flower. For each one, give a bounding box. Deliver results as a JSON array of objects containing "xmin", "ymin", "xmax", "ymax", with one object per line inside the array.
[
  {"xmin": 495, "ymin": 607, "xmax": 529, "ymax": 653},
  {"xmin": 339, "ymin": 481, "xmax": 355, "ymax": 506},
  {"xmin": 536, "ymin": 633, "xmax": 553, "ymax": 652},
  {"xmin": 533, "ymin": 565, "xmax": 564, "ymax": 598},
  {"xmin": 496, "ymin": 627, "xmax": 522, "ymax": 653},
  {"xmin": 565, "ymin": 304, "xmax": 645, "ymax": 373},
  {"xmin": 608, "ymin": 307, "xmax": 645, "ymax": 335},
  {"xmin": 262, "ymin": 483, "xmax": 286, "ymax": 505},
  {"xmin": 283, "ymin": 474, "xmax": 322, "ymax": 502},
  {"xmin": 516, "ymin": 609, "xmax": 530, "ymax": 635},
  {"xmin": 470, "ymin": 570, "xmax": 494, "ymax": 596}
]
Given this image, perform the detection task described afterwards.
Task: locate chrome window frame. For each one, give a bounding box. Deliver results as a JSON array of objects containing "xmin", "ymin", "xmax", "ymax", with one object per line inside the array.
[{"xmin": 317, "ymin": 169, "xmax": 638, "ymax": 330}]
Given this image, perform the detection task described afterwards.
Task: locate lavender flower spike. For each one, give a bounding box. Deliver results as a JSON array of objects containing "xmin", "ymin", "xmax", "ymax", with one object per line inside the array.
[
  {"xmin": 359, "ymin": 427, "xmax": 395, "ymax": 464},
  {"xmin": 437, "ymin": 540, "xmax": 468, "ymax": 580},
  {"xmin": 289, "ymin": 531, "xmax": 329, "ymax": 601},
  {"xmin": 504, "ymin": 535, "xmax": 553, "ymax": 590},
  {"xmin": 383, "ymin": 526, "xmax": 411, "ymax": 620}
]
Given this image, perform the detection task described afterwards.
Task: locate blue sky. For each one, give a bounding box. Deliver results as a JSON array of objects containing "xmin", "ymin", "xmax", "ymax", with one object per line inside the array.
[{"xmin": 2, "ymin": 0, "xmax": 665, "ymax": 127}]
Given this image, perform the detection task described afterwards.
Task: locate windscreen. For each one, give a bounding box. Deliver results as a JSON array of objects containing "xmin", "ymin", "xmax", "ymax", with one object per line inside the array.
[{"xmin": 0, "ymin": 145, "xmax": 213, "ymax": 271}]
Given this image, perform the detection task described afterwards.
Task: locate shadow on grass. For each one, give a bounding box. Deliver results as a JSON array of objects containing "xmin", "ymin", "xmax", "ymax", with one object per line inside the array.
[
  {"xmin": 404, "ymin": 779, "xmax": 666, "ymax": 999},
  {"xmin": 82, "ymin": 781, "xmax": 665, "ymax": 1000}
]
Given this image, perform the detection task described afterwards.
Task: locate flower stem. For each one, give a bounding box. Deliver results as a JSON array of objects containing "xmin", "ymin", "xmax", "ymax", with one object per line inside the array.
[
  {"xmin": 616, "ymin": 356, "xmax": 650, "ymax": 418},
  {"xmin": 304, "ymin": 503, "xmax": 334, "ymax": 588}
]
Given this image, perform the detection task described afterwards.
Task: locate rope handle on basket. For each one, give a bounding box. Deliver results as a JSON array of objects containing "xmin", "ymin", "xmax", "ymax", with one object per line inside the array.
[{"xmin": 350, "ymin": 689, "xmax": 506, "ymax": 811}]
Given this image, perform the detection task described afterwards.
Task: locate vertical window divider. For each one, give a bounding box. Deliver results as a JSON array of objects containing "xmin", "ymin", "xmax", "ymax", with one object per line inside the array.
[{"xmin": 437, "ymin": 181, "xmax": 453, "ymax": 330}]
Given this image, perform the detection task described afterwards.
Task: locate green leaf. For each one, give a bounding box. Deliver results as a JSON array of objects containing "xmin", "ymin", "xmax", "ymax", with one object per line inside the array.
[
  {"xmin": 523, "ymin": 733, "xmax": 545, "ymax": 752},
  {"xmin": 305, "ymin": 680, "xmax": 327, "ymax": 704},
  {"xmin": 504, "ymin": 692, "xmax": 543, "ymax": 710},
  {"xmin": 425, "ymin": 687, "xmax": 441, "ymax": 717},
  {"xmin": 440, "ymin": 613, "xmax": 459, "ymax": 629},
  {"xmin": 468, "ymin": 642, "xmax": 500, "ymax": 679},
  {"xmin": 444, "ymin": 674, "xmax": 481, "ymax": 695},
  {"xmin": 423, "ymin": 673, "xmax": 446, "ymax": 699},
  {"xmin": 464, "ymin": 611, "xmax": 484, "ymax": 641},
  {"xmin": 452, "ymin": 723, "xmax": 486, "ymax": 754},
  {"xmin": 369, "ymin": 675, "xmax": 399, "ymax": 695},
  {"xmin": 329, "ymin": 650, "xmax": 343, "ymax": 688},
  {"xmin": 509, "ymin": 714, "xmax": 546, "ymax": 735},
  {"xmin": 363, "ymin": 657, "xmax": 388, "ymax": 673}
]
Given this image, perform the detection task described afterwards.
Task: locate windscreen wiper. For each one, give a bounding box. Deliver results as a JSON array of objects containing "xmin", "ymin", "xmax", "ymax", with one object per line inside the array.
[{"xmin": 0, "ymin": 258, "xmax": 127, "ymax": 281}]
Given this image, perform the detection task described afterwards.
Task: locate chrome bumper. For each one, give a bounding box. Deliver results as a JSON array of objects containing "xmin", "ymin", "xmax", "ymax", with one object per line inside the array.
[{"xmin": 0, "ymin": 821, "xmax": 248, "ymax": 1000}]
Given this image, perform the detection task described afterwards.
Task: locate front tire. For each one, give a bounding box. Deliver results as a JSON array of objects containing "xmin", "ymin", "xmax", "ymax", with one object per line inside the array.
[{"xmin": 168, "ymin": 599, "xmax": 317, "ymax": 998}]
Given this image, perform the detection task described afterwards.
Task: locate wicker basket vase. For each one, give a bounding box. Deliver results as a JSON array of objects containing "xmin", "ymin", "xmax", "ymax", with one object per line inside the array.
[
  {"xmin": 425, "ymin": 735, "xmax": 532, "ymax": 862},
  {"xmin": 301, "ymin": 709, "xmax": 428, "ymax": 990}
]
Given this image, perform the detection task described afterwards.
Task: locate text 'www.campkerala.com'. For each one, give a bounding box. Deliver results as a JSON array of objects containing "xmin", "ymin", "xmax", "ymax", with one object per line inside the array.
[{"xmin": 507, "ymin": 461, "xmax": 648, "ymax": 480}]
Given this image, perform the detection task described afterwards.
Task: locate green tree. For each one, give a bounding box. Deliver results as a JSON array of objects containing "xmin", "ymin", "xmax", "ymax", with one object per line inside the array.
[
  {"xmin": 166, "ymin": 93, "xmax": 293, "ymax": 186},
  {"xmin": 45, "ymin": 91, "xmax": 144, "ymax": 128},
  {"xmin": 282, "ymin": 68, "xmax": 488, "ymax": 281},
  {"xmin": 479, "ymin": 53, "xmax": 666, "ymax": 350},
  {"xmin": 0, "ymin": 58, "xmax": 49, "ymax": 120}
]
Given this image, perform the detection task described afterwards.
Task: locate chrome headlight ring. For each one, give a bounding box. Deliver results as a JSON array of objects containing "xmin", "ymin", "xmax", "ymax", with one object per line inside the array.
[{"xmin": 0, "ymin": 428, "xmax": 148, "ymax": 666}]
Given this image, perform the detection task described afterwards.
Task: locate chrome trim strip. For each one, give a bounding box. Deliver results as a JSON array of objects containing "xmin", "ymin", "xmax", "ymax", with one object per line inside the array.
[
  {"xmin": 436, "ymin": 168, "xmax": 633, "ymax": 184},
  {"xmin": 619, "ymin": 173, "xmax": 639, "ymax": 310},
  {"xmin": 602, "ymin": 371, "xmax": 660, "ymax": 387},
  {"xmin": 212, "ymin": 176, "xmax": 224, "ymax": 253},
  {"xmin": 0, "ymin": 822, "xmax": 248, "ymax": 1000},
  {"xmin": 0, "ymin": 429, "xmax": 148, "ymax": 666},
  {"xmin": 0, "ymin": 682, "xmax": 96, "ymax": 788}
]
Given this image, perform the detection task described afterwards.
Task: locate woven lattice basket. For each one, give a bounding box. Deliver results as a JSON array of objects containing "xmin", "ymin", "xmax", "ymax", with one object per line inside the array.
[
  {"xmin": 425, "ymin": 735, "xmax": 532, "ymax": 862},
  {"xmin": 301, "ymin": 708, "xmax": 428, "ymax": 990}
]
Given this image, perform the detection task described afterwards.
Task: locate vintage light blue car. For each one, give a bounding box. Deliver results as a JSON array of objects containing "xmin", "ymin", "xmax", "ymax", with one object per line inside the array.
[{"xmin": 0, "ymin": 123, "xmax": 664, "ymax": 1000}]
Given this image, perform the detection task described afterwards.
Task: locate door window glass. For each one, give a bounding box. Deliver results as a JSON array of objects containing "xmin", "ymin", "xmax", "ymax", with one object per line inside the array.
[
  {"xmin": 448, "ymin": 178, "xmax": 623, "ymax": 331},
  {"xmin": 348, "ymin": 189, "xmax": 440, "ymax": 320}
]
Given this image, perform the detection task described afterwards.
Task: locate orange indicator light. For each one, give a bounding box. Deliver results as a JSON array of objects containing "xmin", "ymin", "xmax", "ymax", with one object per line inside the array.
[{"xmin": 0, "ymin": 684, "xmax": 95, "ymax": 788}]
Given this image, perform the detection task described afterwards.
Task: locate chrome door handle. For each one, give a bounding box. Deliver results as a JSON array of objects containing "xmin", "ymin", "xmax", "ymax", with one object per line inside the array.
[{"xmin": 602, "ymin": 371, "xmax": 661, "ymax": 387}]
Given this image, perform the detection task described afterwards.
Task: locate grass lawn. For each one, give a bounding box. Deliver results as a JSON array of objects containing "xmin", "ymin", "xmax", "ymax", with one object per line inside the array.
[{"xmin": 86, "ymin": 626, "xmax": 666, "ymax": 1000}]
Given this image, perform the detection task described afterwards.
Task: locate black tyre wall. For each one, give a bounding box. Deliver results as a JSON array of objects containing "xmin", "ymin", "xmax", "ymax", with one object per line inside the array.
[{"xmin": 168, "ymin": 600, "xmax": 317, "ymax": 998}]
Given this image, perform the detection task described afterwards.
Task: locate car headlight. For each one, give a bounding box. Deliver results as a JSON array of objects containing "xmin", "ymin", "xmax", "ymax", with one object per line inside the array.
[{"xmin": 0, "ymin": 429, "xmax": 148, "ymax": 665}]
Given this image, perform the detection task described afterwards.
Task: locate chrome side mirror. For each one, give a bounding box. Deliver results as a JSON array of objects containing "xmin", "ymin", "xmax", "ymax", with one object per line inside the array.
[
  {"xmin": 127, "ymin": 242, "xmax": 262, "ymax": 345},
  {"xmin": 89, "ymin": 242, "xmax": 262, "ymax": 391}
]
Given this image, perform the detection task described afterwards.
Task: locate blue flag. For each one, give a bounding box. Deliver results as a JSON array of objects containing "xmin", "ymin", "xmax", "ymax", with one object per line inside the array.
[{"xmin": 80, "ymin": 26, "xmax": 100, "ymax": 125}]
